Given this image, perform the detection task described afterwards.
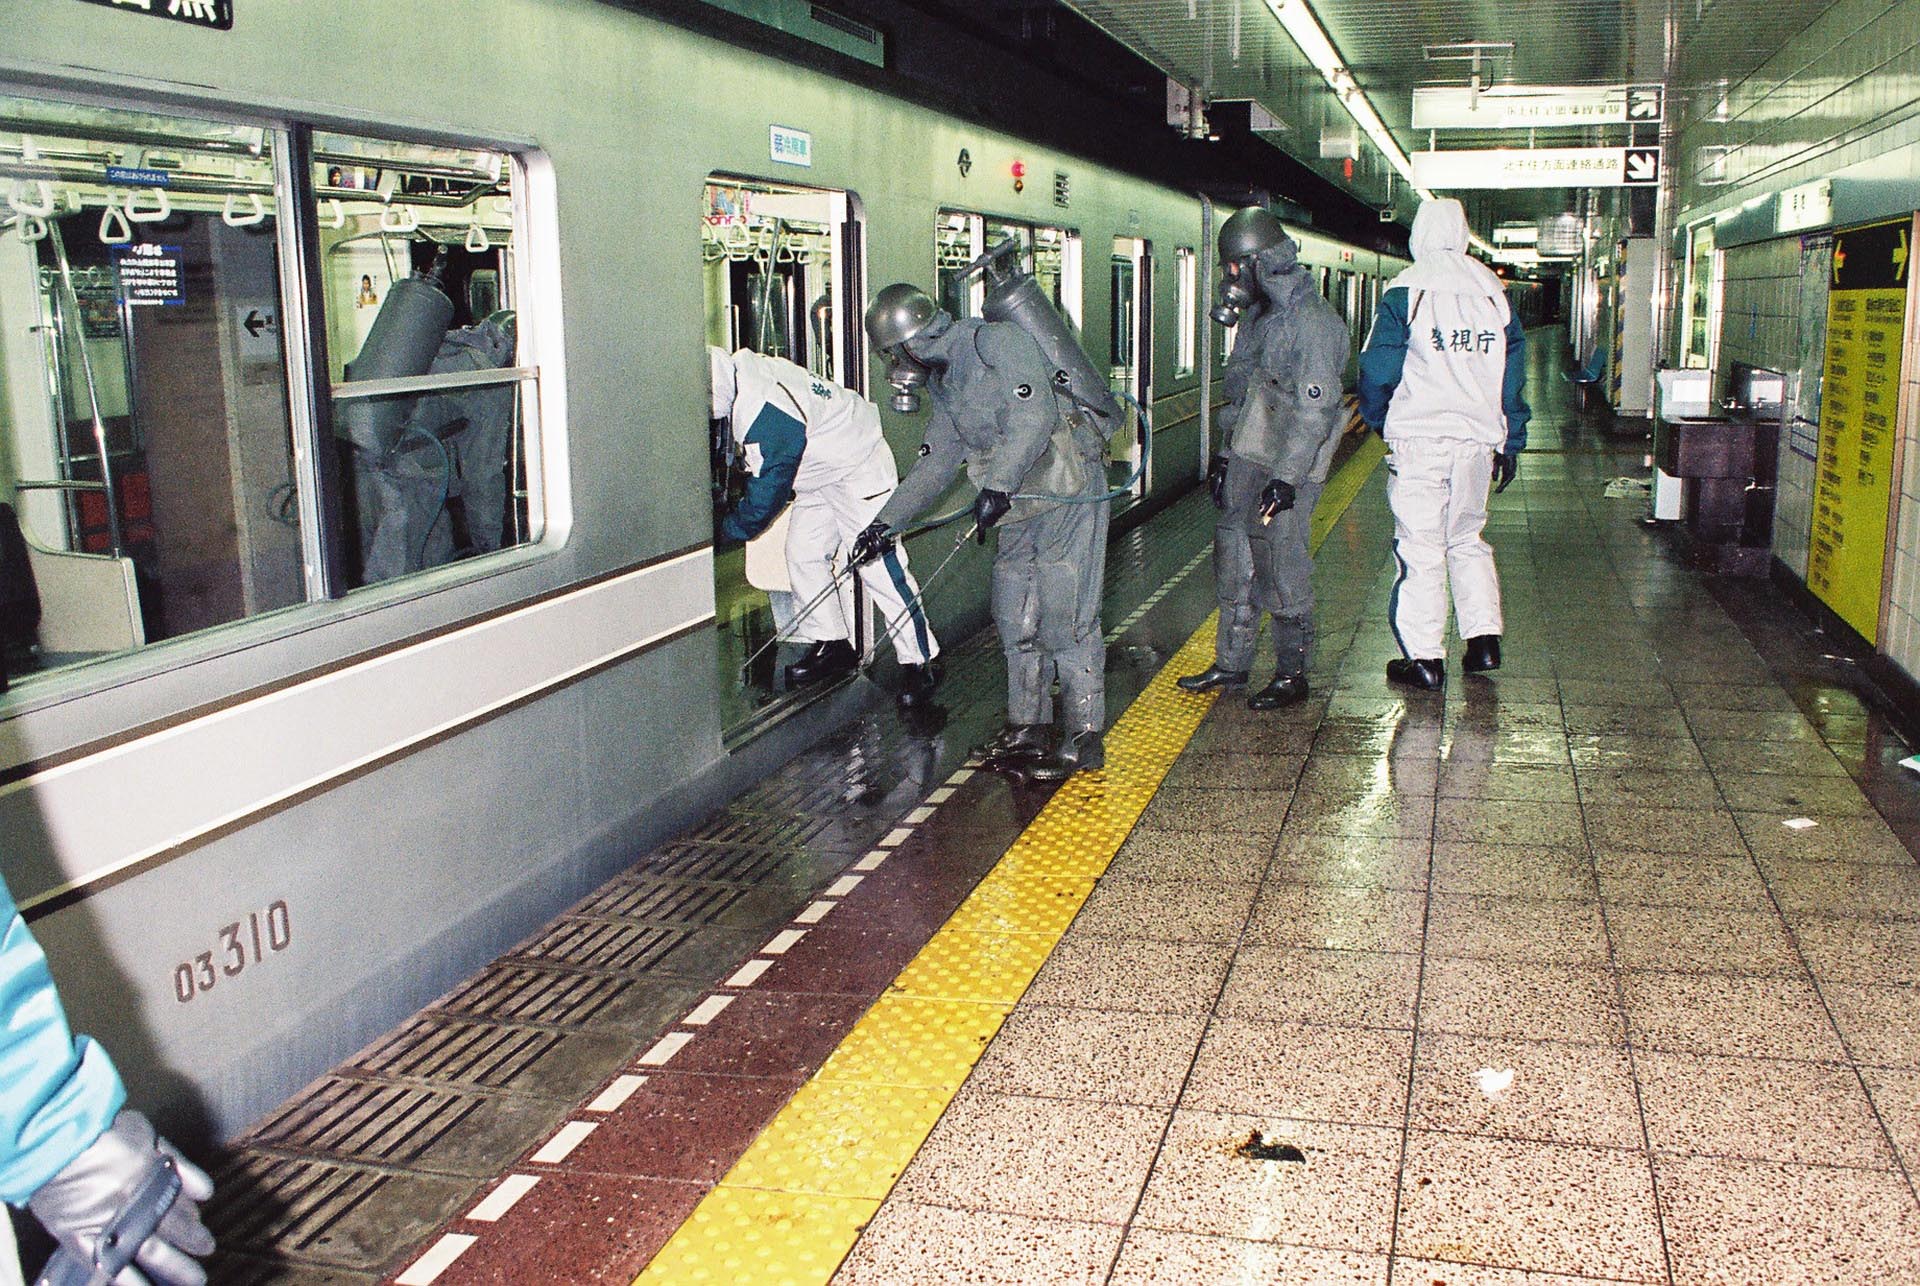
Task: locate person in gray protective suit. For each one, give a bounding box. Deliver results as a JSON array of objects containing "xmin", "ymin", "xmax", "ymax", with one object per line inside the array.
[
  {"xmin": 1177, "ymin": 208, "xmax": 1351, "ymax": 709},
  {"xmin": 849, "ymin": 283, "xmax": 1111, "ymax": 780}
]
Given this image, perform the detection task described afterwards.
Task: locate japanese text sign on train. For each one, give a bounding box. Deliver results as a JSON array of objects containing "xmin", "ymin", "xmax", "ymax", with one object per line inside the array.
[{"xmin": 113, "ymin": 244, "xmax": 185, "ymax": 306}]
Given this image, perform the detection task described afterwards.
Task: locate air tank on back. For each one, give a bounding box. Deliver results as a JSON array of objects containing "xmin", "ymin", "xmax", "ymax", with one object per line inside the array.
[
  {"xmin": 335, "ymin": 266, "xmax": 455, "ymax": 454},
  {"xmin": 975, "ymin": 239, "xmax": 1120, "ymax": 424}
]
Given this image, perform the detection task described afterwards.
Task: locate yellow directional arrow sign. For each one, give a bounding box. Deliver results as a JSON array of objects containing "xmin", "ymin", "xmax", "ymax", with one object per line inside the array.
[{"xmin": 1897, "ymin": 226, "xmax": 1910, "ymax": 283}]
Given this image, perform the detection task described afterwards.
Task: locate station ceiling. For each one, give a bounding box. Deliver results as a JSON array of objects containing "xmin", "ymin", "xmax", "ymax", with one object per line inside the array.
[{"xmin": 1054, "ymin": 0, "xmax": 1838, "ymax": 233}]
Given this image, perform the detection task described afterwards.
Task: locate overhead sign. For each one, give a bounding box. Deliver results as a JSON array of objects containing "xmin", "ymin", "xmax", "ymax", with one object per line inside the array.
[
  {"xmin": 1411, "ymin": 84, "xmax": 1662, "ymax": 130},
  {"xmin": 1778, "ymin": 179, "xmax": 1834, "ymax": 234},
  {"xmin": 1807, "ymin": 217, "xmax": 1913, "ymax": 642},
  {"xmin": 73, "ymin": 0, "xmax": 232, "ymax": 30},
  {"xmin": 1412, "ymin": 147, "xmax": 1661, "ymax": 189},
  {"xmin": 769, "ymin": 125, "xmax": 813, "ymax": 168},
  {"xmin": 112, "ymin": 243, "xmax": 185, "ymax": 306}
]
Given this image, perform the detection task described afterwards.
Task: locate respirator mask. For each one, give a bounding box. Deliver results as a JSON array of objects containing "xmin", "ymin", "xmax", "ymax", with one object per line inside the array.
[
  {"xmin": 1210, "ymin": 258, "xmax": 1263, "ymax": 327},
  {"xmin": 883, "ymin": 346, "xmax": 933, "ymax": 414}
]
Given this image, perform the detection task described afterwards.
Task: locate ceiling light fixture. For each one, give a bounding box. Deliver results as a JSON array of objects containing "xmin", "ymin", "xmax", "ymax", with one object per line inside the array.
[{"xmin": 1262, "ymin": 0, "xmax": 1497, "ymax": 252}]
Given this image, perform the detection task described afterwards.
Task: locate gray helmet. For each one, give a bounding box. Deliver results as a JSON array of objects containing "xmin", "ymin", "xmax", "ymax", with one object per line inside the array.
[
  {"xmin": 1218, "ymin": 207, "xmax": 1289, "ymax": 262},
  {"xmin": 865, "ymin": 283, "xmax": 939, "ymax": 351}
]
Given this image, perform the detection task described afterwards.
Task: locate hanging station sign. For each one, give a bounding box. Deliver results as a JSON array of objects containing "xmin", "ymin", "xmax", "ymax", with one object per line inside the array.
[
  {"xmin": 1411, "ymin": 84, "xmax": 1662, "ymax": 130},
  {"xmin": 1807, "ymin": 216, "xmax": 1913, "ymax": 643},
  {"xmin": 73, "ymin": 0, "xmax": 232, "ymax": 30},
  {"xmin": 1411, "ymin": 146, "xmax": 1660, "ymax": 190}
]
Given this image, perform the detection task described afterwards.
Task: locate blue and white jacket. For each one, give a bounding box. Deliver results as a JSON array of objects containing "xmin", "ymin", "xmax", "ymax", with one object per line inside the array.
[{"xmin": 1357, "ymin": 199, "xmax": 1530, "ymax": 455}]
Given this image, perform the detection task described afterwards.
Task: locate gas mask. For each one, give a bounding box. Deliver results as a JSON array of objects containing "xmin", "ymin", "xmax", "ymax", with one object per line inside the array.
[
  {"xmin": 1210, "ymin": 257, "xmax": 1263, "ymax": 327},
  {"xmin": 883, "ymin": 346, "xmax": 933, "ymax": 414}
]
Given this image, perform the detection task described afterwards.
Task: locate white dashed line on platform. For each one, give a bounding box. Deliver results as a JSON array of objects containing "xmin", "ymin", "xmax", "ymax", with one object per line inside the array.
[
  {"xmin": 763, "ymin": 928, "xmax": 807, "ymax": 954},
  {"xmin": 725, "ymin": 958, "xmax": 773, "ymax": 987},
  {"xmin": 587, "ymin": 1075, "xmax": 648, "ymax": 1113},
  {"xmin": 827, "ymin": 875, "xmax": 864, "ymax": 897},
  {"xmin": 683, "ymin": 995, "xmax": 735, "ymax": 1026},
  {"xmin": 396, "ymin": 1233, "xmax": 477, "ymax": 1285},
  {"xmin": 530, "ymin": 1121, "xmax": 597, "ymax": 1165},
  {"xmin": 795, "ymin": 900, "xmax": 836, "ymax": 924},
  {"xmin": 638, "ymin": 1032, "xmax": 694, "ymax": 1066},
  {"xmin": 467, "ymin": 1174, "xmax": 540, "ymax": 1223}
]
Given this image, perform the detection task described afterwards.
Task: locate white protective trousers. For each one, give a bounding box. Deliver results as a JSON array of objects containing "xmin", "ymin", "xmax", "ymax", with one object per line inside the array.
[
  {"xmin": 1385, "ymin": 435, "xmax": 1504, "ymax": 660},
  {"xmin": 786, "ymin": 454, "xmax": 938, "ymax": 665}
]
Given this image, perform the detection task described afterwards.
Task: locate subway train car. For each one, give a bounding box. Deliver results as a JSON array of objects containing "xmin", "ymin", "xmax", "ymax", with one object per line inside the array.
[{"xmin": 0, "ymin": 0, "xmax": 1405, "ymax": 1142}]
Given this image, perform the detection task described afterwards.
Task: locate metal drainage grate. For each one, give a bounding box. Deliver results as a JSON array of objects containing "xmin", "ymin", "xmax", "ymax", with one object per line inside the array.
[
  {"xmin": 642, "ymin": 841, "xmax": 794, "ymax": 882},
  {"xmin": 573, "ymin": 878, "xmax": 744, "ymax": 924},
  {"xmin": 206, "ymin": 1154, "xmax": 391, "ymax": 1259},
  {"xmin": 435, "ymin": 963, "xmax": 630, "ymax": 1027},
  {"xmin": 511, "ymin": 918, "xmax": 688, "ymax": 971},
  {"xmin": 353, "ymin": 1016, "xmax": 560, "ymax": 1089},
  {"xmin": 249, "ymin": 1079, "xmax": 481, "ymax": 1165}
]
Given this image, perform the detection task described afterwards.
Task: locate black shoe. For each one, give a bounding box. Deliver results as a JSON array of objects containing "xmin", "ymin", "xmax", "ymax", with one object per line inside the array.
[
  {"xmin": 896, "ymin": 660, "xmax": 942, "ymax": 707},
  {"xmin": 1386, "ymin": 657, "xmax": 1445, "ymax": 690},
  {"xmin": 981, "ymin": 723, "xmax": 1050, "ymax": 760},
  {"xmin": 1028, "ymin": 730, "xmax": 1105, "ymax": 780},
  {"xmin": 1176, "ymin": 666, "xmax": 1250, "ymax": 692},
  {"xmin": 784, "ymin": 639, "xmax": 857, "ymax": 687},
  {"xmin": 1247, "ymin": 673, "xmax": 1310, "ymax": 710},
  {"xmin": 1463, "ymin": 635, "xmax": 1502, "ymax": 673}
]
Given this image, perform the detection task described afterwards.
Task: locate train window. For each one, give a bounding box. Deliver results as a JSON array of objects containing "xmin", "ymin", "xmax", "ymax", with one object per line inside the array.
[
  {"xmin": 316, "ymin": 131, "xmax": 539, "ymax": 589},
  {"xmin": 1110, "ymin": 237, "xmax": 1150, "ymax": 499},
  {"xmin": 0, "ymin": 89, "xmax": 559, "ymax": 692},
  {"xmin": 1174, "ymin": 246, "xmax": 1196, "ymax": 377},
  {"xmin": 0, "ymin": 93, "xmax": 301, "ymax": 675},
  {"xmin": 936, "ymin": 211, "xmax": 1081, "ymax": 328}
]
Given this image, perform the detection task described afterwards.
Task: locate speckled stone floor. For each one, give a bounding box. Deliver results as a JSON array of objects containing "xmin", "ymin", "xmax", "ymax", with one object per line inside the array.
[{"xmin": 832, "ymin": 351, "xmax": 1920, "ymax": 1285}]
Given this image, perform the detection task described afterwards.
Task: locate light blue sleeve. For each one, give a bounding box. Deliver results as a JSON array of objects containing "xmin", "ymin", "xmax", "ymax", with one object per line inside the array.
[
  {"xmin": 1356, "ymin": 287, "xmax": 1410, "ymax": 431},
  {"xmin": 0, "ymin": 877, "xmax": 125, "ymax": 1205}
]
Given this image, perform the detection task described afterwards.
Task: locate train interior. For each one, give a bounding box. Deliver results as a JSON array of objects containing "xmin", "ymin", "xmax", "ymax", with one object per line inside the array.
[{"xmin": 0, "ymin": 94, "xmax": 529, "ymax": 688}]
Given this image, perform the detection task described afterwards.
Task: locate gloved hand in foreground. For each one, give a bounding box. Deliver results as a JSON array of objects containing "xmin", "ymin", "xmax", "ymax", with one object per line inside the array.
[
  {"xmin": 29, "ymin": 1109, "xmax": 215, "ymax": 1286},
  {"xmin": 848, "ymin": 521, "xmax": 894, "ymax": 568},
  {"xmin": 1258, "ymin": 478, "xmax": 1296, "ymax": 523},
  {"xmin": 1207, "ymin": 455, "xmax": 1230, "ymax": 509},
  {"xmin": 971, "ymin": 488, "xmax": 1011, "ymax": 543},
  {"xmin": 1493, "ymin": 452, "xmax": 1518, "ymax": 494}
]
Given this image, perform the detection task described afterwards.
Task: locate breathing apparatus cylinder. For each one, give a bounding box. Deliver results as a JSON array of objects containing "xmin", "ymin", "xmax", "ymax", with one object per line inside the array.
[
  {"xmin": 981, "ymin": 270, "xmax": 1121, "ymax": 422},
  {"xmin": 336, "ymin": 274, "xmax": 455, "ymax": 453}
]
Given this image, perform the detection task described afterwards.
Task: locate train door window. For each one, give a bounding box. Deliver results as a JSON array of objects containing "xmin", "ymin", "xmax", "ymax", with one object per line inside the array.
[
  {"xmin": 1110, "ymin": 237, "xmax": 1150, "ymax": 499},
  {"xmin": 0, "ymin": 93, "xmax": 301, "ymax": 677},
  {"xmin": 1174, "ymin": 246, "xmax": 1196, "ymax": 376},
  {"xmin": 703, "ymin": 177, "xmax": 864, "ymax": 735},
  {"xmin": 315, "ymin": 132, "xmax": 541, "ymax": 591},
  {"xmin": 936, "ymin": 210, "xmax": 983, "ymax": 318}
]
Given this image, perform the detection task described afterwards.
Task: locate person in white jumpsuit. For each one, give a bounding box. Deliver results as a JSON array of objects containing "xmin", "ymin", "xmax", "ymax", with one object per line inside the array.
[
  {"xmin": 710, "ymin": 347, "xmax": 940, "ymax": 704},
  {"xmin": 1357, "ymin": 198, "xmax": 1530, "ymax": 690}
]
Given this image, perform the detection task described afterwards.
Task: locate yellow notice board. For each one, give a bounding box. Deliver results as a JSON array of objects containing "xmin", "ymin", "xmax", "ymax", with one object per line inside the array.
[{"xmin": 1807, "ymin": 216, "xmax": 1912, "ymax": 642}]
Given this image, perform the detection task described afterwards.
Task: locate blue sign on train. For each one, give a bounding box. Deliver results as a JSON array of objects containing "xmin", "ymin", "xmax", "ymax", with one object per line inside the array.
[
  {"xmin": 105, "ymin": 166, "xmax": 173, "ymax": 188},
  {"xmin": 73, "ymin": 0, "xmax": 232, "ymax": 31}
]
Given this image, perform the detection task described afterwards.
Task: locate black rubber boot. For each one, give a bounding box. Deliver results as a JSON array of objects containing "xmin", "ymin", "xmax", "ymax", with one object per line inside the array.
[
  {"xmin": 1463, "ymin": 635, "xmax": 1502, "ymax": 674},
  {"xmin": 896, "ymin": 660, "xmax": 942, "ymax": 707},
  {"xmin": 785, "ymin": 639, "xmax": 857, "ymax": 687},
  {"xmin": 1386, "ymin": 657, "xmax": 1446, "ymax": 691},
  {"xmin": 1028, "ymin": 730, "xmax": 1105, "ymax": 781},
  {"xmin": 981, "ymin": 723, "xmax": 1050, "ymax": 760},
  {"xmin": 1176, "ymin": 666, "xmax": 1250, "ymax": 693},
  {"xmin": 1247, "ymin": 673, "xmax": 1310, "ymax": 710}
]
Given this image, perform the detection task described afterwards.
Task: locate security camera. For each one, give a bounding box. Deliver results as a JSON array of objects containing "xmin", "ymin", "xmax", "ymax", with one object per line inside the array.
[{"xmin": 1378, "ymin": 207, "xmax": 1396, "ymax": 223}]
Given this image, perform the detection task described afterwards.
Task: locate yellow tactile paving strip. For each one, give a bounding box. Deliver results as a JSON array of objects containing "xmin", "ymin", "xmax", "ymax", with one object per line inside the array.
[{"xmin": 634, "ymin": 434, "xmax": 1385, "ymax": 1285}]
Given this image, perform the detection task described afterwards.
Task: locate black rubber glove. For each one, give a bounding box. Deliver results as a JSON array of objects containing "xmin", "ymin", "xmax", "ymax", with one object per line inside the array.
[
  {"xmin": 972, "ymin": 488, "xmax": 1012, "ymax": 543},
  {"xmin": 30, "ymin": 1109, "xmax": 216, "ymax": 1286},
  {"xmin": 1207, "ymin": 455, "xmax": 1230, "ymax": 509},
  {"xmin": 1493, "ymin": 452, "xmax": 1518, "ymax": 494},
  {"xmin": 848, "ymin": 521, "xmax": 894, "ymax": 568},
  {"xmin": 1258, "ymin": 478, "xmax": 1297, "ymax": 523}
]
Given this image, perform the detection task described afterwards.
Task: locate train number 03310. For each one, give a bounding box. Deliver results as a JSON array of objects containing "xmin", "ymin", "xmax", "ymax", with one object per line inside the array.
[{"xmin": 173, "ymin": 902, "xmax": 292, "ymax": 1003}]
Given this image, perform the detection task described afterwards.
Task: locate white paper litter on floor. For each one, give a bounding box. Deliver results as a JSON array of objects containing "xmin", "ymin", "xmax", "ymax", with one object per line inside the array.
[
  {"xmin": 1473, "ymin": 1067, "xmax": 1515, "ymax": 1098},
  {"xmin": 1900, "ymin": 754, "xmax": 1920, "ymax": 775},
  {"xmin": 1603, "ymin": 476, "xmax": 1652, "ymax": 498},
  {"xmin": 1783, "ymin": 817, "xmax": 1818, "ymax": 830}
]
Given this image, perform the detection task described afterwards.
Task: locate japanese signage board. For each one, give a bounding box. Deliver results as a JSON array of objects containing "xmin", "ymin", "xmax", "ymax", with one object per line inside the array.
[
  {"xmin": 1411, "ymin": 84, "xmax": 1662, "ymax": 130},
  {"xmin": 1412, "ymin": 146, "xmax": 1659, "ymax": 190},
  {"xmin": 112, "ymin": 243, "xmax": 185, "ymax": 306},
  {"xmin": 1806, "ymin": 217, "xmax": 1913, "ymax": 642},
  {"xmin": 74, "ymin": 0, "xmax": 231, "ymax": 30},
  {"xmin": 769, "ymin": 126, "xmax": 813, "ymax": 168}
]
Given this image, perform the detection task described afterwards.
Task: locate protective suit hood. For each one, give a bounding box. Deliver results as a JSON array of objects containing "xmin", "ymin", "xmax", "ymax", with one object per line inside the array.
[{"xmin": 1390, "ymin": 198, "xmax": 1505, "ymax": 297}]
